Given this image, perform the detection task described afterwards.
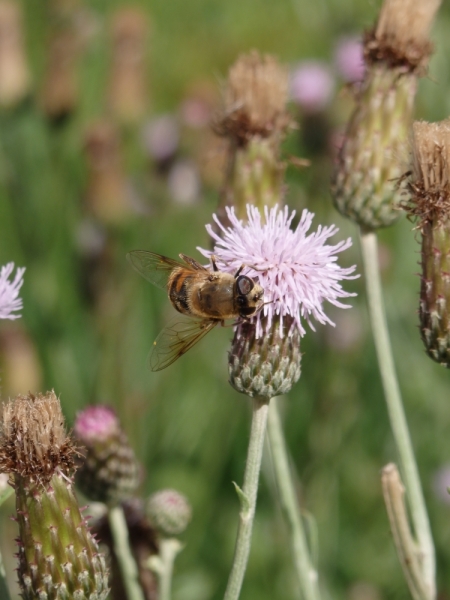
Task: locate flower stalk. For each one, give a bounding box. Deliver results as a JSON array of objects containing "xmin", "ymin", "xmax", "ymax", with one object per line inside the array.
[
  {"xmin": 360, "ymin": 230, "xmax": 435, "ymax": 598},
  {"xmin": 267, "ymin": 397, "xmax": 320, "ymax": 600},
  {"xmin": 148, "ymin": 538, "xmax": 183, "ymax": 600},
  {"xmin": 224, "ymin": 396, "xmax": 270, "ymax": 600},
  {"xmin": 382, "ymin": 463, "xmax": 429, "ymax": 600},
  {"xmin": 108, "ymin": 505, "xmax": 146, "ymax": 600}
]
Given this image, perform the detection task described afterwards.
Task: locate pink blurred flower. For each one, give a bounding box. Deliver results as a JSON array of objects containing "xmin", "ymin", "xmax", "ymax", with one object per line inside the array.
[
  {"xmin": 334, "ymin": 36, "xmax": 365, "ymax": 83},
  {"xmin": 142, "ymin": 114, "xmax": 179, "ymax": 162},
  {"xmin": 199, "ymin": 205, "xmax": 357, "ymax": 337},
  {"xmin": 290, "ymin": 61, "xmax": 334, "ymax": 112},
  {"xmin": 0, "ymin": 262, "xmax": 25, "ymax": 320},
  {"xmin": 74, "ymin": 405, "xmax": 119, "ymax": 443},
  {"xmin": 167, "ymin": 159, "xmax": 200, "ymax": 205}
]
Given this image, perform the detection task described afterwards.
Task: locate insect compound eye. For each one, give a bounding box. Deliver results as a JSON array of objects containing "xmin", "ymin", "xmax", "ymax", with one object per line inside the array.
[{"xmin": 236, "ymin": 275, "xmax": 254, "ymax": 296}]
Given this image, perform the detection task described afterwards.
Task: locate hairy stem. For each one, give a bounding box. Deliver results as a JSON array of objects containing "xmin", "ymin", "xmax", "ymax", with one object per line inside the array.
[
  {"xmin": 360, "ymin": 230, "xmax": 435, "ymax": 599},
  {"xmin": 108, "ymin": 505, "xmax": 145, "ymax": 600},
  {"xmin": 224, "ymin": 396, "xmax": 270, "ymax": 600},
  {"xmin": 267, "ymin": 398, "xmax": 320, "ymax": 600}
]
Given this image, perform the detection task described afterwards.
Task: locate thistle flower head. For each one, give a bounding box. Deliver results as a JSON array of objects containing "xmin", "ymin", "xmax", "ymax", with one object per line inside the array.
[
  {"xmin": 74, "ymin": 405, "xmax": 141, "ymax": 505},
  {"xmin": 199, "ymin": 204, "xmax": 357, "ymax": 339},
  {"xmin": 0, "ymin": 391, "xmax": 76, "ymax": 484},
  {"xmin": 0, "ymin": 392, "xmax": 109, "ymax": 600},
  {"xmin": 0, "ymin": 262, "xmax": 25, "ymax": 320},
  {"xmin": 146, "ymin": 489, "xmax": 192, "ymax": 536},
  {"xmin": 215, "ymin": 51, "xmax": 290, "ymax": 145},
  {"xmin": 365, "ymin": 0, "xmax": 440, "ymax": 73}
]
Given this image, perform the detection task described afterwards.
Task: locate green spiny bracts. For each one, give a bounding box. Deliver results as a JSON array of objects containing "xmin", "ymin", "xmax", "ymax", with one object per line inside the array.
[
  {"xmin": 214, "ymin": 51, "xmax": 290, "ymax": 221},
  {"xmin": 332, "ymin": 0, "xmax": 441, "ymax": 231},
  {"xmin": 228, "ymin": 317, "xmax": 301, "ymax": 398},
  {"xmin": 15, "ymin": 473, "xmax": 109, "ymax": 600},
  {"xmin": 74, "ymin": 405, "xmax": 141, "ymax": 505},
  {"xmin": 333, "ymin": 66, "xmax": 414, "ymax": 229},
  {"xmin": 0, "ymin": 392, "xmax": 109, "ymax": 600},
  {"xmin": 403, "ymin": 120, "xmax": 450, "ymax": 366}
]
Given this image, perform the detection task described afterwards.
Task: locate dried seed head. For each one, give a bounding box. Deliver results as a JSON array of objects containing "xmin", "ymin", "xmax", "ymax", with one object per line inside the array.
[
  {"xmin": 0, "ymin": 393, "xmax": 109, "ymax": 599},
  {"xmin": 365, "ymin": 0, "xmax": 441, "ymax": 72},
  {"xmin": 0, "ymin": 391, "xmax": 77, "ymax": 486},
  {"xmin": 215, "ymin": 51, "xmax": 290, "ymax": 145},
  {"xmin": 403, "ymin": 120, "xmax": 450, "ymax": 366},
  {"xmin": 404, "ymin": 120, "xmax": 450, "ymax": 229}
]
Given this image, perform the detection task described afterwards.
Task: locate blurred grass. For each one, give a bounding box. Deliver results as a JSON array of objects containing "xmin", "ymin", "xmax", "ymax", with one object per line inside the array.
[{"xmin": 1, "ymin": 1, "xmax": 450, "ymax": 599}]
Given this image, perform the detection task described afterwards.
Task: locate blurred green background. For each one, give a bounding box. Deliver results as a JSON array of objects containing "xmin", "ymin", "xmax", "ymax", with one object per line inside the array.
[{"xmin": 1, "ymin": 0, "xmax": 450, "ymax": 599}]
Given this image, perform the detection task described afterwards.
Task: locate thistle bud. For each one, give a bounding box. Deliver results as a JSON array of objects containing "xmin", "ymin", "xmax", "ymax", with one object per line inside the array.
[
  {"xmin": 228, "ymin": 317, "xmax": 302, "ymax": 399},
  {"xmin": 40, "ymin": 0, "xmax": 81, "ymax": 121},
  {"xmin": 83, "ymin": 121, "xmax": 131, "ymax": 224},
  {"xmin": 74, "ymin": 405, "xmax": 141, "ymax": 505},
  {"xmin": 332, "ymin": 0, "xmax": 441, "ymax": 230},
  {"xmin": 214, "ymin": 51, "xmax": 290, "ymax": 220},
  {"xmin": 0, "ymin": 1, "xmax": 30, "ymax": 108},
  {"xmin": 107, "ymin": 8, "xmax": 149, "ymax": 124},
  {"xmin": 403, "ymin": 120, "xmax": 450, "ymax": 366},
  {"xmin": 0, "ymin": 391, "xmax": 109, "ymax": 599},
  {"xmin": 146, "ymin": 489, "xmax": 192, "ymax": 536}
]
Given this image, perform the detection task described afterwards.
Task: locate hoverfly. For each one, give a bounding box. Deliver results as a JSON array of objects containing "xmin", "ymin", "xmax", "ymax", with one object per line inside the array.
[{"xmin": 127, "ymin": 251, "xmax": 264, "ymax": 371}]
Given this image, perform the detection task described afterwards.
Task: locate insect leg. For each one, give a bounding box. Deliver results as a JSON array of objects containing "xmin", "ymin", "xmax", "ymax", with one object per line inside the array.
[
  {"xmin": 210, "ymin": 255, "xmax": 219, "ymax": 272},
  {"xmin": 233, "ymin": 264, "xmax": 245, "ymax": 278}
]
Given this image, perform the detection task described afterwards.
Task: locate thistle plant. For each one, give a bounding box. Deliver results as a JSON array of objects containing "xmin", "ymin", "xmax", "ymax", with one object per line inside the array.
[
  {"xmin": 332, "ymin": 0, "xmax": 440, "ymax": 230},
  {"xmin": 201, "ymin": 50, "xmax": 358, "ymax": 600},
  {"xmin": 330, "ymin": 0, "xmax": 440, "ymax": 597},
  {"xmin": 74, "ymin": 405, "xmax": 145, "ymax": 600},
  {"xmin": 214, "ymin": 51, "xmax": 290, "ymax": 220},
  {"xmin": 147, "ymin": 490, "xmax": 192, "ymax": 600},
  {"xmin": 200, "ymin": 204, "xmax": 356, "ymax": 600},
  {"xmin": 74, "ymin": 405, "xmax": 141, "ymax": 506},
  {"xmin": 0, "ymin": 391, "xmax": 109, "ymax": 600},
  {"xmin": 403, "ymin": 120, "xmax": 450, "ymax": 367}
]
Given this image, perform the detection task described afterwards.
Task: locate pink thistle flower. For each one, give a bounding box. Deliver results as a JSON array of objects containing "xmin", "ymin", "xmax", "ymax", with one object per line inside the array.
[
  {"xmin": 290, "ymin": 61, "xmax": 334, "ymax": 112},
  {"xmin": 0, "ymin": 262, "xmax": 25, "ymax": 320},
  {"xmin": 199, "ymin": 205, "xmax": 357, "ymax": 338},
  {"xmin": 74, "ymin": 405, "xmax": 119, "ymax": 444},
  {"xmin": 334, "ymin": 36, "xmax": 365, "ymax": 83}
]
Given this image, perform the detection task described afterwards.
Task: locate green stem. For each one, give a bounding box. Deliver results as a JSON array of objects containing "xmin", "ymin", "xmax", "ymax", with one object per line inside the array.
[
  {"xmin": 224, "ymin": 396, "xmax": 270, "ymax": 600},
  {"xmin": 267, "ymin": 398, "xmax": 320, "ymax": 600},
  {"xmin": 155, "ymin": 538, "xmax": 183, "ymax": 600},
  {"xmin": 108, "ymin": 505, "xmax": 145, "ymax": 600},
  {"xmin": 0, "ymin": 546, "xmax": 11, "ymax": 600},
  {"xmin": 359, "ymin": 230, "xmax": 435, "ymax": 599}
]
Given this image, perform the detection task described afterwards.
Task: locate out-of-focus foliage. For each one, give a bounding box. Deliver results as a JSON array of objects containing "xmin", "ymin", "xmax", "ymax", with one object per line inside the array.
[{"xmin": 1, "ymin": 1, "xmax": 450, "ymax": 599}]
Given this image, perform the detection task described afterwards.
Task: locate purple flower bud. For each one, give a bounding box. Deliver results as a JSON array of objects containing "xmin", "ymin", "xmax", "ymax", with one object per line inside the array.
[
  {"xmin": 290, "ymin": 61, "xmax": 334, "ymax": 112},
  {"xmin": 334, "ymin": 37, "xmax": 365, "ymax": 83}
]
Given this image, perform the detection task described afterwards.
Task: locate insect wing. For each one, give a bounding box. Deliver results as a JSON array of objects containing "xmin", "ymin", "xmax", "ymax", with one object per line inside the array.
[
  {"xmin": 178, "ymin": 254, "xmax": 208, "ymax": 271},
  {"xmin": 127, "ymin": 251, "xmax": 185, "ymax": 289},
  {"xmin": 149, "ymin": 318, "xmax": 218, "ymax": 371}
]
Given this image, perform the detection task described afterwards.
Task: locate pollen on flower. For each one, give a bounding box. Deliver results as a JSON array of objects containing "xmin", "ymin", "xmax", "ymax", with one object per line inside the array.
[
  {"xmin": 199, "ymin": 204, "xmax": 357, "ymax": 338},
  {"xmin": 0, "ymin": 262, "xmax": 25, "ymax": 320}
]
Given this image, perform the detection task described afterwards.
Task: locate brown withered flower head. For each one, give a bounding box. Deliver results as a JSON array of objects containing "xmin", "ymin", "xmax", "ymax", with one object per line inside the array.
[
  {"xmin": 0, "ymin": 391, "xmax": 109, "ymax": 600},
  {"xmin": 403, "ymin": 120, "xmax": 450, "ymax": 367}
]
